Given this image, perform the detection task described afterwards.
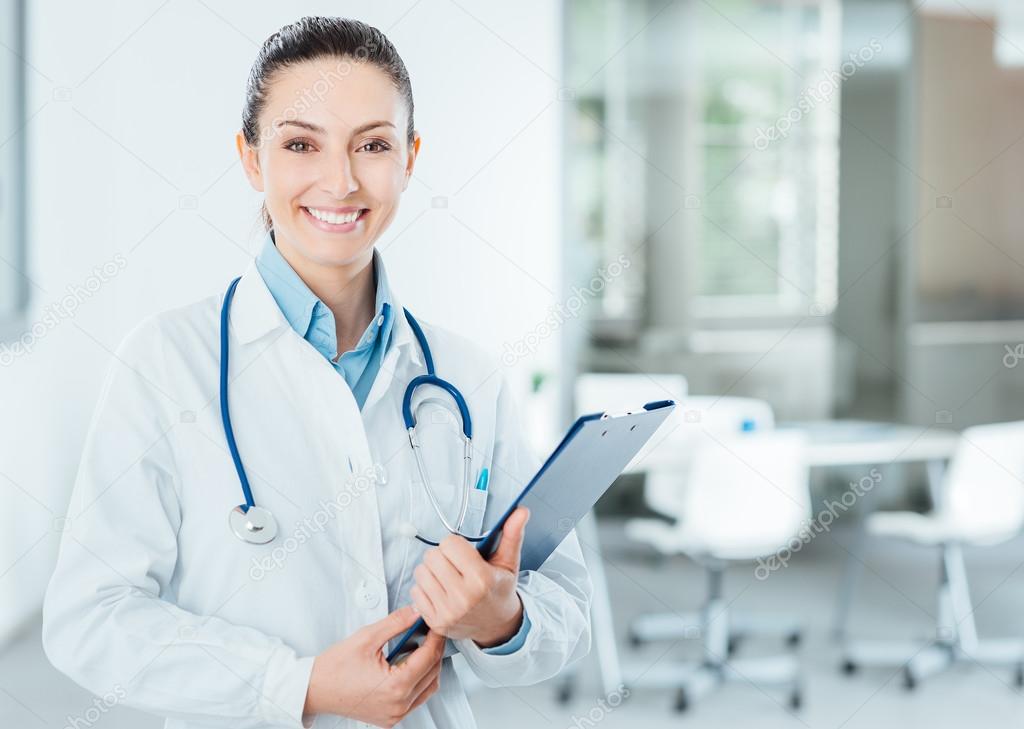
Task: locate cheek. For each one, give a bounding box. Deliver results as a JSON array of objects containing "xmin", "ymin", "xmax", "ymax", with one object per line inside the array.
[
  {"xmin": 361, "ymin": 163, "xmax": 405, "ymax": 218},
  {"xmin": 263, "ymin": 153, "xmax": 311, "ymax": 204}
]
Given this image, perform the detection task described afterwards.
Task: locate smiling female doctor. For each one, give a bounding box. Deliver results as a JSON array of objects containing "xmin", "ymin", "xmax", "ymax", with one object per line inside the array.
[{"xmin": 41, "ymin": 16, "xmax": 591, "ymax": 729}]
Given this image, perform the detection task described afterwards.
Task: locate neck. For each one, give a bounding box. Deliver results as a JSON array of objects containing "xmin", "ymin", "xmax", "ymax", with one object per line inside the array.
[{"xmin": 274, "ymin": 235, "xmax": 377, "ymax": 355}]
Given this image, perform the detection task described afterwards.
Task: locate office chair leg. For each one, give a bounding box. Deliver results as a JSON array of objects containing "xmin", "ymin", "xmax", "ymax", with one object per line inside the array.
[
  {"xmin": 667, "ymin": 564, "xmax": 802, "ymax": 714},
  {"xmin": 844, "ymin": 540, "xmax": 1024, "ymax": 689},
  {"xmin": 943, "ymin": 543, "xmax": 979, "ymax": 651},
  {"xmin": 904, "ymin": 644, "xmax": 954, "ymax": 689},
  {"xmin": 554, "ymin": 674, "xmax": 574, "ymax": 704}
]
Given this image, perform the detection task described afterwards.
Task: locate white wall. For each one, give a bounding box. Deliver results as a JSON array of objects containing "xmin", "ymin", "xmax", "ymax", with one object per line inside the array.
[{"xmin": 0, "ymin": 0, "xmax": 564, "ymax": 642}]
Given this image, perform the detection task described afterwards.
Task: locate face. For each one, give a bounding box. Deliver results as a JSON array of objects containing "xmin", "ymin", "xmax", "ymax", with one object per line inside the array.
[{"xmin": 237, "ymin": 58, "xmax": 420, "ymax": 269}]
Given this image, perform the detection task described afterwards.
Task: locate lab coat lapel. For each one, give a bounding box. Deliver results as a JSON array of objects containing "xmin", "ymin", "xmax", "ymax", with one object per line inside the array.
[{"xmin": 231, "ymin": 259, "xmax": 390, "ymax": 608}]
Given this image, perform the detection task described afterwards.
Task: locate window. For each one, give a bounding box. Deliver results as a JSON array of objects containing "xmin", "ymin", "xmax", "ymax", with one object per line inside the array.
[{"xmin": 565, "ymin": 0, "xmax": 840, "ymax": 328}]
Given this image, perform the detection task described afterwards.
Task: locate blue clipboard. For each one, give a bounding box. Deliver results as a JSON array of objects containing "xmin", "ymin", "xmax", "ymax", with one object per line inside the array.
[{"xmin": 385, "ymin": 398, "xmax": 676, "ymax": 663}]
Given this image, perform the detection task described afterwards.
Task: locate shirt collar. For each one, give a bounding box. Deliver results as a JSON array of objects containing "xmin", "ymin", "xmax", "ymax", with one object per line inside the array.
[
  {"xmin": 255, "ymin": 230, "xmax": 392, "ymax": 339},
  {"xmin": 255, "ymin": 231, "xmax": 319, "ymax": 337},
  {"xmin": 233, "ymin": 254, "xmax": 422, "ymax": 368}
]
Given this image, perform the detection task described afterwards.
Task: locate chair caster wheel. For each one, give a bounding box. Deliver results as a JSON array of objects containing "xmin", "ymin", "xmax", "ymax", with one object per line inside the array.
[
  {"xmin": 841, "ymin": 659, "xmax": 858, "ymax": 675},
  {"xmin": 727, "ymin": 636, "xmax": 740, "ymax": 656},
  {"xmin": 674, "ymin": 688, "xmax": 689, "ymax": 713},
  {"xmin": 1014, "ymin": 662, "xmax": 1024, "ymax": 688},
  {"xmin": 903, "ymin": 668, "xmax": 917, "ymax": 691},
  {"xmin": 628, "ymin": 631, "xmax": 642, "ymax": 649},
  {"xmin": 789, "ymin": 688, "xmax": 803, "ymax": 710},
  {"xmin": 555, "ymin": 682, "xmax": 573, "ymax": 704},
  {"xmin": 786, "ymin": 631, "xmax": 802, "ymax": 648}
]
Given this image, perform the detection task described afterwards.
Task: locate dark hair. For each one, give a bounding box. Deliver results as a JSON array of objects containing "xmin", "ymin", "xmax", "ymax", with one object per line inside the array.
[{"xmin": 241, "ymin": 16, "xmax": 415, "ymax": 232}]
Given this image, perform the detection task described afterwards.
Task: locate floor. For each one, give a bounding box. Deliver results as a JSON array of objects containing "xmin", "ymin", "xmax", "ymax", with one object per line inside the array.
[{"xmin": 5, "ymin": 520, "xmax": 1024, "ymax": 728}]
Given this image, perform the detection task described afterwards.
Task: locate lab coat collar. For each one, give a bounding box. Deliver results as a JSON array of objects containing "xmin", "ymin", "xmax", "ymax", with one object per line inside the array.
[
  {"xmin": 231, "ymin": 249, "xmax": 425, "ymax": 369},
  {"xmin": 229, "ymin": 259, "xmax": 290, "ymax": 344}
]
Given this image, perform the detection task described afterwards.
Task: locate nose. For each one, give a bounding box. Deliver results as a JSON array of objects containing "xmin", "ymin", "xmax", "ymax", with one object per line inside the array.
[{"xmin": 319, "ymin": 153, "xmax": 359, "ymax": 199}]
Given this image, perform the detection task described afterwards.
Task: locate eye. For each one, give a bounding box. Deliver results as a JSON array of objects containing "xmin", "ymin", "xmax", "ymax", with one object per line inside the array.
[
  {"xmin": 359, "ymin": 139, "xmax": 392, "ymax": 153},
  {"xmin": 284, "ymin": 139, "xmax": 315, "ymax": 153}
]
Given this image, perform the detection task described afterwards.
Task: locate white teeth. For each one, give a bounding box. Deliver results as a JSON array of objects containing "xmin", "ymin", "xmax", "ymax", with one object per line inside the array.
[{"xmin": 306, "ymin": 207, "xmax": 362, "ymax": 225}]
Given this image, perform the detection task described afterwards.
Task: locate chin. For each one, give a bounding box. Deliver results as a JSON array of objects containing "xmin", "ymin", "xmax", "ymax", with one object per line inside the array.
[{"xmin": 293, "ymin": 233, "xmax": 373, "ymax": 268}]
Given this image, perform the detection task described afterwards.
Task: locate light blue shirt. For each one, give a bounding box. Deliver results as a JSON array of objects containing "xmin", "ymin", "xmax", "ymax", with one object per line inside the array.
[
  {"xmin": 256, "ymin": 231, "xmax": 531, "ymax": 653},
  {"xmin": 485, "ymin": 610, "xmax": 532, "ymax": 655},
  {"xmin": 256, "ymin": 231, "xmax": 394, "ymax": 411}
]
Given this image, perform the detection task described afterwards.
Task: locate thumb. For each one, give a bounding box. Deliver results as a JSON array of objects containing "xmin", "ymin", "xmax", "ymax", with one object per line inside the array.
[
  {"xmin": 360, "ymin": 604, "xmax": 420, "ymax": 646},
  {"xmin": 490, "ymin": 506, "xmax": 529, "ymax": 571}
]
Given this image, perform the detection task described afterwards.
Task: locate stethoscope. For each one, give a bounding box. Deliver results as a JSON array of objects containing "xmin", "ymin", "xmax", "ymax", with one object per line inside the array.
[{"xmin": 221, "ymin": 275, "xmax": 489, "ymax": 547}]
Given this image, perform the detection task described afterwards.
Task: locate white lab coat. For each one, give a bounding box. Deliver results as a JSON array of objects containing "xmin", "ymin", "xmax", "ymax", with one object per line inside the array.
[{"xmin": 41, "ymin": 255, "xmax": 593, "ymax": 729}]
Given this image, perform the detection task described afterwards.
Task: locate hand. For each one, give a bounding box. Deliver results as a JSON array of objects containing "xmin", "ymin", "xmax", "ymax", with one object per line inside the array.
[
  {"xmin": 410, "ymin": 506, "xmax": 530, "ymax": 648},
  {"xmin": 303, "ymin": 605, "xmax": 444, "ymax": 727}
]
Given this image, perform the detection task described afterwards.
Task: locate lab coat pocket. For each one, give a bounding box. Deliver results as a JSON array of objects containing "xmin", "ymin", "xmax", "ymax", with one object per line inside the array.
[{"xmin": 463, "ymin": 486, "xmax": 490, "ymax": 537}]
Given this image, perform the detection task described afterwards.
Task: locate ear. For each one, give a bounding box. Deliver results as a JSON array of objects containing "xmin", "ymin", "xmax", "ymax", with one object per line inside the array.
[
  {"xmin": 236, "ymin": 131, "xmax": 264, "ymax": 193},
  {"xmin": 402, "ymin": 132, "xmax": 421, "ymax": 192}
]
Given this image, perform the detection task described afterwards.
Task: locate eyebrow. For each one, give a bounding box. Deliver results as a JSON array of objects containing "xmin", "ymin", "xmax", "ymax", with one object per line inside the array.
[{"xmin": 274, "ymin": 119, "xmax": 396, "ymax": 136}]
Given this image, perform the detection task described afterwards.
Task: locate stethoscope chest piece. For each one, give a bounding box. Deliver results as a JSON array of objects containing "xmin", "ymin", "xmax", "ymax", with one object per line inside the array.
[{"xmin": 228, "ymin": 505, "xmax": 278, "ymax": 544}]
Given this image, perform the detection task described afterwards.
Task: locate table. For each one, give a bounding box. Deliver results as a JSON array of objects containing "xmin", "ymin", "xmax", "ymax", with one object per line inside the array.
[{"xmin": 558, "ymin": 420, "xmax": 960, "ymax": 700}]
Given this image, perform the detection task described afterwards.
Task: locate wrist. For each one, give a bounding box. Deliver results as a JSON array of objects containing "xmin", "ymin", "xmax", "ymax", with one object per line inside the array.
[{"xmin": 474, "ymin": 593, "xmax": 524, "ymax": 649}]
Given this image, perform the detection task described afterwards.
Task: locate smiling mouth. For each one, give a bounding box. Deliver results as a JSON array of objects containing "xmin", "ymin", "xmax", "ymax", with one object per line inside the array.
[{"xmin": 301, "ymin": 206, "xmax": 369, "ymax": 226}]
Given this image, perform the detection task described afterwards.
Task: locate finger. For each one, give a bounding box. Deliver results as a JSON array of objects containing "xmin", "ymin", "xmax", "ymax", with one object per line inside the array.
[
  {"xmin": 360, "ymin": 604, "xmax": 420, "ymax": 646},
  {"xmin": 409, "ymin": 584, "xmax": 437, "ymax": 624},
  {"xmin": 408, "ymin": 656, "xmax": 442, "ymax": 699},
  {"xmin": 407, "ymin": 674, "xmax": 441, "ymax": 714},
  {"xmin": 401, "ymin": 629, "xmax": 446, "ymax": 676},
  {"xmin": 491, "ymin": 507, "xmax": 529, "ymax": 570},
  {"xmin": 423, "ymin": 549, "xmax": 463, "ymax": 590},
  {"xmin": 438, "ymin": 533, "xmax": 480, "ymax": 572},
  {"xmin": 414, "ymin": 563, "xmax": 447, "ymax": 604},
  {"xmin": 413, "ymin": 569, "xmax": 446, "ymax": 622},
  {"xmin": 439, "ymin": 536, "xmax": 492, "ymax": 594}
]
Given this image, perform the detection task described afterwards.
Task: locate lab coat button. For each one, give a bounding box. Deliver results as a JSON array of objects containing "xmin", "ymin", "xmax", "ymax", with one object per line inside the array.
[{"xmin": 358, "ymin": 587, "xmax": 381, "ymax": 609}]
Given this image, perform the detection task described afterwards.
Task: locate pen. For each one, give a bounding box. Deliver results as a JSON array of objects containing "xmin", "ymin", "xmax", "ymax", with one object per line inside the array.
[{"xmin": 475, "ymin": 467, "xmax": 489, "ymax": 491}]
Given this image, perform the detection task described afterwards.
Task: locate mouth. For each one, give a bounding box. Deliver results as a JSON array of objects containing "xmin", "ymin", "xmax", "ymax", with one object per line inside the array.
[{"xmin": 301, "ymin": 205, "xmax": 369, "ymax": 233}]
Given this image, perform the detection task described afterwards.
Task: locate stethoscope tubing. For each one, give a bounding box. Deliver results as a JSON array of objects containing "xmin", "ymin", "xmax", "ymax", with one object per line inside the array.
[
  {"xmin": 221, "ymin": 276, "xmax": 256, "ymax": 513},
  {"xmin": 220, "ymin": 273, "xmax": 490, "ymax": 545}
]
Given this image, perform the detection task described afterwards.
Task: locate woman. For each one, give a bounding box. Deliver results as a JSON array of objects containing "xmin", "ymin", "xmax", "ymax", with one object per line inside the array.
[{"xmin": 42, "ymin": 16, "xmax": 591, "ymax": 729}]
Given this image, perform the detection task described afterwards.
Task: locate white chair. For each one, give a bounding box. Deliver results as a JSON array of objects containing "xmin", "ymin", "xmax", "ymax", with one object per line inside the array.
[
  {"xmin": 625, "ymin": 424, "xmax": 810, "ymax": 712},
  {"xmin": 637, "ymin": 396, "xmax": 775, "ymax": 520},
  {"xmin": 626, "ymin": 395, "xmax": 778, "ymax": 622},
  {"xmin": 843, "ymin": 420, "xmax": 1024, "ymax": 688}
]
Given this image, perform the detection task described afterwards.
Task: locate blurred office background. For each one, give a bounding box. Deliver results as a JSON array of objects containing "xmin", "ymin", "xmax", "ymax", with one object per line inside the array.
[{"xmin": 3, "ymin": 0, "xmax": 1024, "ymax": 726}]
